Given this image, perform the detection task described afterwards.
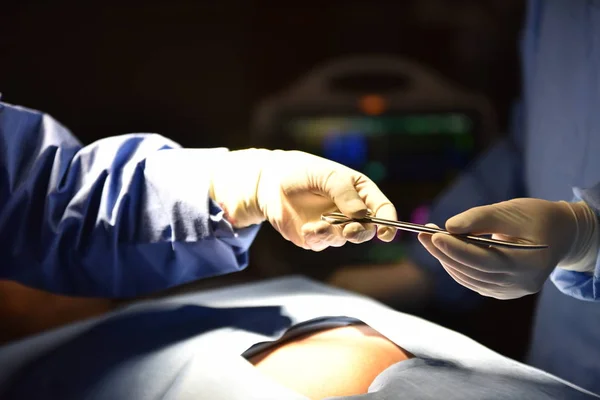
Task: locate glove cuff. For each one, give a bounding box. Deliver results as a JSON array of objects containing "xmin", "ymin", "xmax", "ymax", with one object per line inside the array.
[
  {"xmin": 209, "ymin": 148, "xmax": 271, "ymax": 228},
  {"xmin": 557, "ymin": 201, "xmax": 599, "ymax": 273}
]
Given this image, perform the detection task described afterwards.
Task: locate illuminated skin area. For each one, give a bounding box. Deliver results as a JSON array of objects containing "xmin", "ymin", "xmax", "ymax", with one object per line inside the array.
[{"xmin": 248, "ymin": 324, "xmax": 412, "ymax": 399}]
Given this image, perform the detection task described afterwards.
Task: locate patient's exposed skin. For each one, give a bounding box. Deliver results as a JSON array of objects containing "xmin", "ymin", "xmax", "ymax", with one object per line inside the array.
[{"xmin": 248, "ymin": 324, "xmax": 412, "ymax": 400}]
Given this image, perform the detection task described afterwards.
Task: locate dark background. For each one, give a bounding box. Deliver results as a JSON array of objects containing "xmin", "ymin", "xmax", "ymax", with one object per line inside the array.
[
  {"xmin": 1, "ymin": 0, "xmax": 533, "ymax": 359},
  {"xmin": 1, "ymin": 1, "xmax": 522, "ymax": 146}
]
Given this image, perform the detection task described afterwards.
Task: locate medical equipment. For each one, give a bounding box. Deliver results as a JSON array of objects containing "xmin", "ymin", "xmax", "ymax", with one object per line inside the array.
[
  {"xmin": 250, "ymin": 55, "xmax": 499, "ymax": 276},
  {"xmin": 252, "ymin": 56, "xmax": 498, "ymax": 188},
  {"xmin": 321, "ymin": 212, "xmax": 548, "ymax": 250}
]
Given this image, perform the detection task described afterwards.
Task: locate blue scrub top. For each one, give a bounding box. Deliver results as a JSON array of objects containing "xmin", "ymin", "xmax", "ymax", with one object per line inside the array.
[
  {"xmin": 408, "ymin": 0, "xmax": 600, "ymax": 393},
  {"xmin": 0, "ymin": 101, "xmax": 260, "ymax": 298}
]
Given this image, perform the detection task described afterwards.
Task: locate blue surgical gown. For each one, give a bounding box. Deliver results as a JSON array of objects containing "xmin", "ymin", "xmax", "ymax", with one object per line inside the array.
[
  {"xmin": 407, "ymin": 0, "xmax": 600, "ymax": 393},
  {"xmin": 0, "ymin": 101, "xmax": 260, "ymax": 298}
]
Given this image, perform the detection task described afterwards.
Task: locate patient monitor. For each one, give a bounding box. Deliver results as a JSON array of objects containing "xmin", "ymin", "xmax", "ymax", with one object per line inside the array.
[{"xmin": 250, "ymin": 55, "xmax": 498, "ymax": 275}]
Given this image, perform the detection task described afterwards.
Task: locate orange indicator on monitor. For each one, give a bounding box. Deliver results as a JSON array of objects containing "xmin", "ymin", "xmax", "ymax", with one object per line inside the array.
[{"xmin": 359, "ymin": 94, "xmax": 386, "ymax": 116}]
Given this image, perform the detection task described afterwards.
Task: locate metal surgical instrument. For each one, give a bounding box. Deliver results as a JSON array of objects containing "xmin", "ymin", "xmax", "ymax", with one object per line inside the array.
[{"xmin": 321, "ymin": 212, "xmax": 548, "ymax": 250}]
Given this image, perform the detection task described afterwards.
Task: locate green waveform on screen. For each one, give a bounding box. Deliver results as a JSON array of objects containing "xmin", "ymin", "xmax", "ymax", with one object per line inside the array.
[{"xmin": 287, "ymin": 114, "xmax": 473, "ymax": 140}]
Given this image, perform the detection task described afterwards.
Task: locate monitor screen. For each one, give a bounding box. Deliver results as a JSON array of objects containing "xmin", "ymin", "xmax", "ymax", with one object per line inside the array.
[{"xmin": 281, "ymin": 111, "xmax": 477, "ymax": 184}]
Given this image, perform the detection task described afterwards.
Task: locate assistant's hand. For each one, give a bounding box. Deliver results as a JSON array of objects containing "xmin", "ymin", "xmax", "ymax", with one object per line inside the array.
[
  {"xmin": 417, "ymin": 198, "xmax": 597, "ymax": 299},
  {"xmin": 209, "ymin": 149, "xmax": 397, "ymax": 251}
]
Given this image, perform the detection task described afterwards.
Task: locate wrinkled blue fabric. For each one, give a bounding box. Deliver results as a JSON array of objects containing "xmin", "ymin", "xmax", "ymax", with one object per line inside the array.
[
  {"xmin": 549, "ymin": 184, "xmax": 600, "ymax": 301},
  {"xmin": 406, "ymin": 0, "xmax": 600, "ymax": 393},
  {"xmin": 0, "ymin": 102, "xmax": 260, "ymax": 298},
  {"xmin": 0, "ymin": 276, "xmax": 597, "ymax": 400}
]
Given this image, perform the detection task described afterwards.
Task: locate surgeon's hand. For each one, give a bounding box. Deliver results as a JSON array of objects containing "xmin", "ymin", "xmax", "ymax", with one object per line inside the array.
[
  {"xmin": 209, "ymin": 149, "xmax": 397, "ymax": 251},
  {"xmin": 417, "ymin": 198, "xmax": 598, "ymax": 299}
]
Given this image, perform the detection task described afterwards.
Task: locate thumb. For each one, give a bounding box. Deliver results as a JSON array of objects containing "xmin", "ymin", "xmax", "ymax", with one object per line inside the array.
[
  {"xmin": 446, "ymin": 204, "xmax": 511, "ymax": 234},
  {"xmin": 325, "ymin": 173, "xmax": 368, "ymax": 219}
]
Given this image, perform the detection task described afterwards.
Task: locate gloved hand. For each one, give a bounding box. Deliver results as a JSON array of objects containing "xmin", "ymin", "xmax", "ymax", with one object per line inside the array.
[
  {"xmin": 209, "ymin": 149, "xmax": 397, "ymax": 251},
  {"xmin": 417, "ymin": 198, "xmax": 598, "ymax": 299}
]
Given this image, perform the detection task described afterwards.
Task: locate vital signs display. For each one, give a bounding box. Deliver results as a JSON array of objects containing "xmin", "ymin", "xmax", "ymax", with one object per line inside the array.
[{"xmin": 274, "ymin": 111, "xmax": 478, "ymax": 185}]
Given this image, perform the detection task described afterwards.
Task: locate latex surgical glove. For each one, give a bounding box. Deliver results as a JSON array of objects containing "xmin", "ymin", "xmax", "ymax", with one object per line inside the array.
[
  {"xmin": 417, "ymin": 198, "xmax": 599, "ymax": 299},
  {"xmin": 209, "ymin": 149, "xmax": 397, "ymax": 251}
]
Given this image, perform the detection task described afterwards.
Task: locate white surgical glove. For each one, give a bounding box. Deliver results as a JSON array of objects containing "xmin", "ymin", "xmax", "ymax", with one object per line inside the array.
[
  {"xmin": 209, "ymin": 149, "xmax": 397, "ymax": 251},
  {"xmin": 417, "ymin": 198, "xmax": 599, "ymax": 299}
]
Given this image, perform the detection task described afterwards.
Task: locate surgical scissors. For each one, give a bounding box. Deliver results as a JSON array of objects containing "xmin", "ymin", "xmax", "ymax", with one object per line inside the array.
[{"xmin": 321, "ymin": 212, "xmax": 548, "ymax": 250}]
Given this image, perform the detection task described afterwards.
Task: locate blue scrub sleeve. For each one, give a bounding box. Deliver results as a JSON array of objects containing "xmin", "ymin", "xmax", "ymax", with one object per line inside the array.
[
  {"xmin": 0, "ymin": 102, "xmax": 260, "ymax": 298},
  {"xmin": 551, "ymin": 184, "xmax": 600, "ymax": 301}
]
